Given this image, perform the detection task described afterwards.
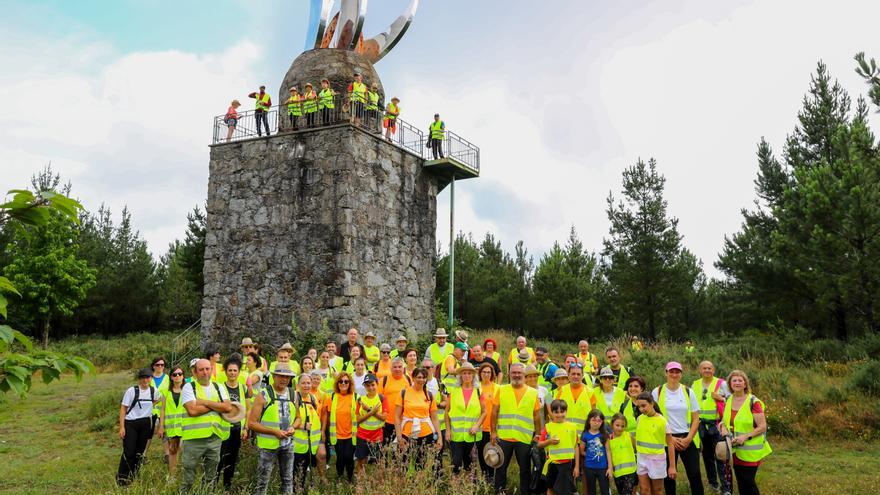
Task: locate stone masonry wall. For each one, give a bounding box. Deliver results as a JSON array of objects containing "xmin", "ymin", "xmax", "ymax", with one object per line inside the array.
[{"xmin": 202, "ymin": 125, "xmax": 437, "ymax": 351}]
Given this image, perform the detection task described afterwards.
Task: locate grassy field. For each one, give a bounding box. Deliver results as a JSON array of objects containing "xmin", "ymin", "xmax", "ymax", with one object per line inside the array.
[{"xmin": 1, "ymin": 367, "xmax": 878, "ymax": 494}]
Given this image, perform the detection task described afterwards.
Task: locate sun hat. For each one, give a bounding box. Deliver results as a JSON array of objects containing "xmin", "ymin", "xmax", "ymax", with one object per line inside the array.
[
  {"xmin": 279, "ymin": 342, "xmax": 294, "ymax": 352},
  {"xmin": 524, "ymin": 365, "xmax": 540, "ymax": 377},
  {"xmin": 305, "ymin": 82, "xmax": 313, "ymax": 88},
  {"xmin": 517, "ymin": 350, "xmax": 530, "ymax": 362},
  {"xmin": 599, "ymin": 366, "xmax": 615, "ymax": 378},
  {"xmin": 396, "ymin": 334, "xmax": 408, "ymax": 342},
  {"xmin": 454, "ymin": 342, "xmax": 469, "ymax": 352},
  {"xmin": 391, "ymin": 97, "xmax": 400, "ymax": 102},
  {"xmin": 364, "ymin": 331, "xmax": 376, "ymax": 339},
  {"xmin": 239, "ymin": 337, "xmax": 257, "ymax": 348},
  {"xmin": 289, "ymin": 86, "xmax": 298, "ymax": 91},
  {"xmin": 137, "ymin": 368, "xmax": 152, "ymax": 378},
  {"xmin": 434, "ymin": 328, "xmax": 448, "ymax": 337},
  {"xmin": 454, "ymin": 330, "xmax": 469, "ymax": 341},
  {"xmin": 451, "ymin": 361, "xmax": 477, "ymax": 375},
  {"xmin": 553, "ymin": 368, "xmax": 569, "ymax": 380},
  {"xmin": 666, "ymin": 361, "xmax": 683, "ymax": 372},
  {"xmin": 715, "ymin": 435, "xmax": 733, "ymax": 462},
  {"xmin": 271, "ymin": 363, "xmax": 296, "ymax": 377},
  {"xmin": 483, "ymin": 443, "xmax": 504, "ymax": 469},
  {"xmin": 222, "ymin": 402, "xmax": 247, "ymax": 423}
]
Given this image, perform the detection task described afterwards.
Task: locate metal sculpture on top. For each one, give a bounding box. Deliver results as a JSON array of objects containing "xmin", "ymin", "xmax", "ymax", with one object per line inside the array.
[{"xmin": 305, "ymin": 0, "xmax": 419, "ymax": 64}]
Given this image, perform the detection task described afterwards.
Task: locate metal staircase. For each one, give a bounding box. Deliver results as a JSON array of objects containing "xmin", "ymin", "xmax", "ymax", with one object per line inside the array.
[{"xmin": 170, "ymin": 319, "xmax": 202, "ymax": 368}]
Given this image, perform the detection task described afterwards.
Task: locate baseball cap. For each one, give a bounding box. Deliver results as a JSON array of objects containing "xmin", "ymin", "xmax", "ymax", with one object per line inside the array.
[
  {"xmin": 363, "ymin": 373, "xmax": 378, "ymax": 385},
  {"xmin": 666, "ymin": 361, "xmax": 683, "ymax": 372},
  {"xmin": 454, "ymin": 342, "xmax": 469, "ymax": 352},
  {"xmin": 137, "ymin": 368, "xmax": 152, "ymax": 378}
]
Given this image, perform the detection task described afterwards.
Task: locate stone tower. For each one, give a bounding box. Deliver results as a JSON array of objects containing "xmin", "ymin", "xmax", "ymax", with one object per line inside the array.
[{"xmin": 201, "ymin": 49, "xmax": 450, "ymax": 350}]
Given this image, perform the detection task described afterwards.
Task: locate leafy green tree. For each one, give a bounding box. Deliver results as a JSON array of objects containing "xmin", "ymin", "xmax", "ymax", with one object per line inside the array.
[
  {"xmin": 178, "ymin": 205, "xmax": 206, "ymax": 296},
  {"xmin": 158, "ymin": 241, "xmax": 201, "ymax": 327}
]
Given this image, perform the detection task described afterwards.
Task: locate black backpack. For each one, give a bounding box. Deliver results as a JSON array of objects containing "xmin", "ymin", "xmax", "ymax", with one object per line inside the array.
[{"xmin": 126, "ymin": 385, "xmax": 156, "ymax": 413}]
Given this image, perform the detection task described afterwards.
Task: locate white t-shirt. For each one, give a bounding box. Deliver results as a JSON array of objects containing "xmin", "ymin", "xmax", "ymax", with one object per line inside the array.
[
  {"xmin": 603, "ymin": 391, "xmax": 616, "ymax": 410},
  {"xmin": 426, "ymin": 377, "xmax": 440, "ymax": 396},
  {"xmin": 181, "ymin": 381, "xmax": 230, "ymax": 406},
  {"xmin": 652, "ymin": 385, "xmax": 700, "ymax": 434},
  {"xmin": 121, "ymin": 386, "xmax": 157, "ymax": 421},
  {"xmin": 353, "ymin": 372, "xmax": 367, "ymax": 396}
]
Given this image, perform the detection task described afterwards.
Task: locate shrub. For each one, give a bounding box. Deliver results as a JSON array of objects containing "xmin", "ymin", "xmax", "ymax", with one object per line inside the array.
[
  {"xmin": 849, "ymin": 360, "xmax": 880, "ymax": 397},
  {"xmin": 87, "ymin": 388, "xmax": 121, "ymax": 432}
]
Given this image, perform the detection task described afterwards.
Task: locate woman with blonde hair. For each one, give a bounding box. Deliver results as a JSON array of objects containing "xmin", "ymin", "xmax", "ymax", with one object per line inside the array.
[
  {"xmin": 322, "ymin": 371, "xmax": 357, "ymax": 481},
  {"xmin": 224, "ymin": 100, "xmax": 241, "ymax": 142},
  {"xmin": 719, "ymin": 370, "xmax": 771, "ymax": 495}
]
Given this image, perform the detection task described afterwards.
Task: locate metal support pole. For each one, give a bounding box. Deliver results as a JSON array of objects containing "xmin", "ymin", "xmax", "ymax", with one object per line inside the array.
[{"xmin": 447, "ymin": 174, "xmax": 455, "ymax": 330}]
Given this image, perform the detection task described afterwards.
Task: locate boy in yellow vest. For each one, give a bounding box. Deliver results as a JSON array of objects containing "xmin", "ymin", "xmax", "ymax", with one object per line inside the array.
[{"xmin": 537, "ymin": 399, "xmax": 579, "ymax": 495}]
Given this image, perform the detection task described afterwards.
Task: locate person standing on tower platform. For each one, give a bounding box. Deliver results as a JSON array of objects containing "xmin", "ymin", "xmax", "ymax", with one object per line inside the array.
[
  {"xmin": 248, "ymin": 85, "xmax": 272, "ymax": 137},
  {"xmin": 287, "ymin": 87, "xmax": 302, "ymax": 131},
  {"xmin": 429, "ymin": 113, "xmax": 445, "ymax": 159},
  {"xmin": 318, "ymin": 79, "xmax": 336, "ymax": 125},
  {"xmin": 302, "ymin": 83, "xmax": 318, "ymax": 128},
  {"xmin": 384, "ymin": 97, "xmax": 400, "ymax": 142},
  {"xmin": 348, "ymin": 73, "xmax": 367, "ymax": 126},
  {"xmin": 366, "ymin": 82, "xmax": 381, "ymax": 131}
]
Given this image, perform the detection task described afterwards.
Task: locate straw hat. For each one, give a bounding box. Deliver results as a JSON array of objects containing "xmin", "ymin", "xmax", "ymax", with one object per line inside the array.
[
  {"xmin": 553, "ymin": 368, "xmax": 569, "ymax": 380},
  {"xmin": 239, "ymin": 337, "xmax": 257, "ymax": 348},
  {"xmin": 454, "ymin": 329, "xmax": 469, "ymax": 341},
  {"xmin": 483, "ymin": 443, "xmax": 504, "ymax": 469},
  {"xmin": 396, "ymin": 335, "xmax": 408, "ymax": 343},
  {"xmin": 221, "ymin": 401, "xmax": 247, "ymax": 423},
  {"xmin": 517, "ymin": 350, "xmax": 530, "ymax": 362},
  {"xmin": 715, "ymin": 435, "xmax": 733, "ymax": 462},
  {"xmin": 599, "ymin": 366, "xmax": 615, "ymax": 378},
  {"xmin": 278, "ymin": 342, "xmax": 294, "ymax": 352},
  {"xmin": 364, "ymin": 331, "xmax": 376, "ymax": 339},
  {"xmin": 451, "ymin": 361, "xmax": 477, "ymax": 375},
  {"xmin": 524, "ymin": 365, "xmax": 540, "ymax": 377},
  {"xmin": 271, "ymin": 363, "xmax": 296, "ymax": 377},
  {"xmin": 434, "ymin": 328, "xmax": 448, "ymax": 338}
]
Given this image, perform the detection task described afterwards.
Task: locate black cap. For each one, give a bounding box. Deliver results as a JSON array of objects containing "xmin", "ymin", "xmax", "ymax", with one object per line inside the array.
[
  {"xmin": 137, "ymin": 368, "xmax": 152, "ymax": 378},
  {"xmin": 434, "ymin": 113, "xmax": 440, "ymax": 117},
  {"xmin": 363, "ymin": 373, "xmax": 378, "ymax": 384}
]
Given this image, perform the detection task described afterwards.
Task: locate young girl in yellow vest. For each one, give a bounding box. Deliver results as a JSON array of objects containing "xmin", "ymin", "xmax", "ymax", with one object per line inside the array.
[
  {"xmin": 537, "ymin": 399, "xmax": 579, "ymax": 495},
  {"xmin": 580, "ymin": 409, "xmax": 612, "ymax": 495},
  {"xmin": 608, "ymin": 413, "xmax": 638, "ymax": 495},
  {"xmin": 634, "ymin": 392, "xmax": 675, "ymax": 495}
]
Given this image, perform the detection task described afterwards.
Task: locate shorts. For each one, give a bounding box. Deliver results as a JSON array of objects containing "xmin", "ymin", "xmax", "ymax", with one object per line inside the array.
[
  {"xmin": 225, "ymin": 118, "xmax": 237, "ymax": 128},
  {"xmin": 546, "ymin": 462, "xmax": 576, "ymax": 495},
  {"xmin": 354, "ymin": 439, "xmax": 382, "ymax": 461},
  {"xmin": 637, "ymin": 453, "xmax": 667, "ymax": 480},
  {"xmin": 615, "ymin": 472, "xmax": 638, "ymax": 493}
]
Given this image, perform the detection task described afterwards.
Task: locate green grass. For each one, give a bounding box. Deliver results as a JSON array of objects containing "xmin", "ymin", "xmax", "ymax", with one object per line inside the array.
[{"xmin": 1, "ymin": 369, "xmax": 878, "ymax": 494}]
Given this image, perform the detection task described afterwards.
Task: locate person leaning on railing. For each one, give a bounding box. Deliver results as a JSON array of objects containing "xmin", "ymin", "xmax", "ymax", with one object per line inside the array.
[
  {"xmin": 303, "ymin": 83, "xmax": 319, "ymax": 128},
  {"xmin": 366, "ymin": 83, "xmax": 381, "ymax": 132},
  {"xmin": 348, "ymin": 73, "xmax": 367, "ymax": 125},
  {"xmin": 224, "ymin": 100, "xmax": 241, "ymax": 143},
  {"xmin": 318, "ymin": 79, "xmax": 336, "ymax": 125},
  {"xmin": 383, "ymin": 97, "xmax": 400, "ymax": 142},
  {"xmin": 287, "ymin": 87, "xmax": 303, "ymax": 131}
]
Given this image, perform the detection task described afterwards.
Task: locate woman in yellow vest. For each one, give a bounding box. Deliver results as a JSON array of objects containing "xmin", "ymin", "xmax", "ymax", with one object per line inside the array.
[
  {"xmin": 620, "ymin": 375, "xmax": 646, "ymax": 434},
  {"xmin": 608, "ymin": 413, "xmax": 638, "ymax": 495},
  {"xmin": 383, "ymin": 96, "xmax": 400, "ymax": 142},
  {"xmin": 322, "ymin": 371, "xmax": 357, "ymax": 481},
  {"xmin": 634, "ymin": 392, "xmax": 675, "ymax": 495},
  {"xmin": 302, "ymin": 83, "xmax": 318, "ymax": 128},
  {"xmin": 293, "ymin": 373, "xmax": 325, "ymax": 488},
  {"xmin": 719, "ymin": 370, "xmax": 771, "ymax": 495},
  {"xmin": 287, "ymin": 86, "xmax": 302, "ymax": 130},
  {"xmin": 157, "ymin": 365, "xmax": 186, "ymax": 477},
  {"xmin": 443, "ymin": 362, "xmax": 486, "ymax": 474},
  {"xmin": 537, "ymin": 399, "xmax": 579, "ymax": 495},
  {"xmin": 593, "ymin": 367, "xmax": 628, "ymax": 426},
  {"xmin": 475, "ymin": 363, "xmax": 499, "ymax": 481},
  {"xmin": 295, "ymin": 356, "xmax": 315, "ymax": 389},
  {"xmin": 348, "ymin": 73, "xmax": 367, "ymax": 125},
  {"xmin": 366, "ymin": 82, "xmax": 381, "ymax": 130},
  {"xmin": 651, "ymin": 361, "xmax": 703, "ymax": 495},
  {"xmin": 316, "ymin": 350, "xmax": 337, "ymax": 396}
]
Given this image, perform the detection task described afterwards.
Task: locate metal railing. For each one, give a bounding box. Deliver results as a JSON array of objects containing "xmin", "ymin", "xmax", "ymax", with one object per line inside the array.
[
  {"xmin": 170, "ymin": 318, "xmax": 202, "ymax": 368},
  {"xmin": 213, "ymin": 95, "xmax": 480, "ymax": 174}
]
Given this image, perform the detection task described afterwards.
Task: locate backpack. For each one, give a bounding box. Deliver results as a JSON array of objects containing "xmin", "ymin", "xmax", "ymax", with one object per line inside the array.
[
  {"xmin": 259, "ymin": 386, "xmax": 292, "ymax": 422},
  {"xmin": 654, "ymin": 385, "xmax": 694, "ymax": 418},
  {"xmin": 126, "ymin": 385, "xmax": 156, "ymax": 413},
  {"xmin": 381, "ymin": 374, "xmax": 412, "ymax": 389}
]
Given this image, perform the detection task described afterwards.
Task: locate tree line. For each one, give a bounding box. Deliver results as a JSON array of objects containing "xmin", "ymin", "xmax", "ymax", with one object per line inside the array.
[{"xmin": 2, "ymin": 58, "xmax": 880, "ymax": 344}]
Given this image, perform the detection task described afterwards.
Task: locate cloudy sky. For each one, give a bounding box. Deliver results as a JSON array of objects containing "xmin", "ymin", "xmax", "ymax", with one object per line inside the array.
[{"xmin": 2, "ymin": 0, "xmax": 880, "ymax": 277}]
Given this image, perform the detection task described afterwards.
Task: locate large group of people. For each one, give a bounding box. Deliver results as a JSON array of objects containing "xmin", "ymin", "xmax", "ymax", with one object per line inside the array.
[{"xmin": 116, "ymin": 328, "xmax": 770, "ymax": 495}]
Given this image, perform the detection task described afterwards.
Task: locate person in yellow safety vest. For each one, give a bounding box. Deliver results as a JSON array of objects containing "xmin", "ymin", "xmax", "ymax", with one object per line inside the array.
[
  {"xmin": 685, "ymin": 340, "xmax": 695, "ymax": 354},
  {"xmin": 157, "ymin": 365, "xmax": 187, "ymax": 477},
  {"xmin": 692, "ymin": 361, "xmax": 732, "ymax": 494},
  {"xmin": 116, "ymin": 368, "xmax": 159, "ymax": 486},
  {"xmin": 633, "ymin": 391, "xmax": 676, "ymax": 495},
  {"xmin": 428, "ymin": 113, "xmax": 445, "ymax": 159},
  {"xmin": 534, "ymin": 347, "xmax": 559, "ymax": 391},
  {"xmin": 318, "ymin": 78, "xmax": 336, "ymax": 125},
  {"xmin": 343, "ymin": 346, "xmax": 362, "ymax": 375},
  {"xmin": 553, "ymin": 364, "xmax": 595, "ymax": 431},
  {"xmin": 489, "ymin": 362, "xmax": 542, "ymax": 495},
  {"xmin": 607, "ymin": 412, "xmax": 638, "ymax": 495},
  {"xmin": 605, "ymin": 346, "xmax": 634, "ymax": 391},
  {"xmin": 146, "ymin": 356, "xmax": 169, "ymax": 462},
  {"xmin": 287, "ymin": 86, "xmax": 302, "ymax": 131},
  {"xmin": 576, "ymin": 340, "xmax": 600, "ymax": 380},
  {"xmin": 269, "ymin": 343, "xmax": 301, "ymax": 387},
  {"xmin": 719, "ymin": 370, "xmax": 771, "ymax": 495},
  {"xmin": 248, "ymin": 85, "xmax": 272, "ymax": 137},
  {"xmin": 620, "ymin": 375, "xmax": 646, "ymax": 434},
  {"xmin": 652, "ymin": 361, "xmax": 703, "ymax": 495},
  {"xmin": 348, "ymin": 72, "xmax": 367, "ymax": 125},
  {"xmin": 302, "ymin": 82, "xmax": 319, "ymax": 128},
  {"xmin": 631, "ymin": 336, "xmax": 644, "ymax": 353},
  {"xmin": 442, "ymin": 342, "xmax": 468, "ymax": 391},
  {"xmin": 390, "ymin": 334, "xmax": 408, "ymax": 359},
  {"xmin": 355, "ymin": 373, "xmax": 388, "ymax": 475},
  {"xmin": 180, "ymin": 359, "xmax": 233, "ymax": 494},
  {"xmin": 316, "ymin": 351, "xmax": 338, "ymax": 396},
  {"xmin": 475, "ymin": 362, "xmax": 499, "ymax": 480},
  {"xmin": 444, "ymin": 362, "xmax": 486, "ymax": 474},
  {"xmin": 292, "ymin": 374, "xmax": 326, "ymax": 489},
  {"xmin": 322, "ymin": 371, "xmax": 358, "ymax": 481},
  {"xmin": 248, "ymin": 362, "xmax": 296, "ymax": 495},
  {"xmin": 361, "ymin": 331, "xmax": 380, "ymax": 366},
  {"xmin": 383, "ymin": 96, "xmax": 400, "ymax": 142},
  {"xmin": 326, "ymin": 341, "xmax": 344, "ymax": 372},
  {"xmin": 205, "ymin": 347, "xmax": 226, "ymax": 384},
  {"xmin": 373, "ymin": 343, "xmax": 393, "ymax": 379},
  {"xmin": 218, "ymin": 356, "xmax": 249, "ymax": 491},
  {"xmin": 507, "ymin": 335, "xmax": 537, "ymax": 367},
  {"xmin": 366, "ymin": 82, "xmax": 381, "ymax": 131},
  {"xmin": 424, "ymin": 328, "xmax": 454, "ymax": 366},
  {"xmin": 537, "ymin": 399, "xmax": 580, "ymax": 495},
  {"xmin": 593, "ymin": 367, "xmax": 627, "ymax": 426}
]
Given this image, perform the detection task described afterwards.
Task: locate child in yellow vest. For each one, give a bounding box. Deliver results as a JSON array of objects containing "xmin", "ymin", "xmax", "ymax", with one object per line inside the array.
[
  {"xmin": 608, "ymin": 413, "xmax": 638, "ymax": 495},
  {"xmin": 634, "ymin": 392, "xmax": 675, "ymax": 495},
  {"xmin": 537, "ymin": 399, "xmax": 579, "ymax": 495}
]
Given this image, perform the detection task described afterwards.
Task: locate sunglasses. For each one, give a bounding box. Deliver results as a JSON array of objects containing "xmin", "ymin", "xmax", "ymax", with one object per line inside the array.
[
  {"xmin": 381, "ymin": 351, "xmax": 390, "ymax": 354},
  {"xmin": 339, "ymin": 380, "xmax": 350, "ymax": 384},
  {"xmin": 171, "ymin": 372, "xmax": 183, "ymax": 377},
  {"xmin": 702, "ymin": 389, "xmax": 708, "ymax": 400},
  {"xmin": 154, "ymin": 363, "xmax": 166, "ymax": 367}
]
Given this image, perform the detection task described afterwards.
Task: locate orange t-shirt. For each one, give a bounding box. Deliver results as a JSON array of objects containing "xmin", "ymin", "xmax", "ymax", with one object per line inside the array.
[
  {"xmin": 400, "ymin": 386, "xmax": 437, "ymax": 438},
  {"xmin": 481, "ymin": 382, "xmax": 500, "ymax": 432},
  {"xmin": 322, "ymin": 393, "xmax": 354, "ymax": 440},
  {"xmin": 374, "ymin": 359, "xmax": 392, "ymax": 379},
  {"xmin": 379, "ymin": 375, "xmax": 411, "ymax": 424}
]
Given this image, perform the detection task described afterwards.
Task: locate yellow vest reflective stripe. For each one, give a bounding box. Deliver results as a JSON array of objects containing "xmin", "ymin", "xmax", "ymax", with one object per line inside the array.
[
  {"xmin": 255, "ymin": 93, "xmax": 271, "ymax": 111},
  {"xmin": 181, "ymin": 382, "xmax": 225, "ymax": 441},
  {"xmin": 722, "ymin": 394, "xmax": 772, "ymax": 462},
  {"xmin": 219, "ymin": 382, "xmax": 248, "ymax": 436},
  {"xmin": 162, "ymin": 388, "xmax": 186, "ymax": 438},
  {"xmin": 427, "ymin": 343, "xmax": 452, "ymax": 366},
  {"xmin": 497, "ymin": 384, "xmax": 537, "ymax": 444},
  {"xmin": 350, "ymin": 82, "xmax": 366, "ymax": 103},
  {"xmin": 441, "ymin": 356, "xmax": 460, "ymax": 390},
  {"xmin": 358, "ymin": 394, "xmax": 385, "ymax": 430},
  {"xmin": 152, "ymin": 374, "xmax": 170, "ymax": 416},
  {"xmin": 615, "ymin": 366, "xmax": 630, "ymax": 390},
  {"xmin": 592, "ymin": 387, "xmax": 627, "ymax": 424},
  {"xmin": 385, "ymin": 103, "xmax": 399, "ymax": 120},
  {"xmin": 303, "ymin": 91, "xmax": 318, "ymax": 113},
  {"xmin": 255, "ymin": 387, "xmax": 292, "ymax": 450},
  {"xmin": 430, "ymin": 121, "xmax": 445, "ymax": 140},
  {"xmin": 363, "ymin": 345, "xmax": 380, "ymax": 365},
  {"xmin": 693, "ymin": 377, "xmax": 720, "ymax": 420},
  {"xmin": 329, "ymin": 393, "xmax": 358, "ymax": 446},
  {"xmin": 635, "ymin": 414, "xmax": 666, "ymax": 454},
  {"xmin": 287, "ymin": 95, "xmax": 302, "ymax": 116},
  {"xmin": 609, "ymin": 432, "xmax": 637, "ymax": 476},
  {"xmin": 545, "ymin": 421, "xmax": 578, "ymax": 462},
  {"xmin": 293, "ymin": 394, "xmax": 322, "ymax": 454},
  {"xmin": 319, "ymin": 88, "xmax": 335, "ymax": 109},
  {"xmin": 555, "ymin": 384, "xmax": 594, "ymax": 429},
  {"xmin": 366, "ymin": 91, "xmax": 379, "ymax": 111},
  {"xmin": 656, "ymin": 385, "xmax": 700, "ymax": 448},
  {"xmin": 448, "ymin": 387, "xmax": 481, "ymax": 442}
]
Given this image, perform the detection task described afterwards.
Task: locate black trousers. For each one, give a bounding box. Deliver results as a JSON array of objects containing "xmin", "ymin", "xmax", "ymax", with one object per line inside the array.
[
  {"xmin": 335, "ymin": 438, "xmax": 355, "ymax": 481},
  {"xmin": 116, "ymin": 417, "xmax": 152, "ymax": 486},
  {"xmin": 734, "ymin": 464, "xmax": 760, "ymax": 495},
  {"xmin": 450, "ymin": 440, "xmax": 476, "ymax": 474},
  {"xmin": 321, "ymin": 107, "xmax": 333, "ymax": 125},
  {"xmin": 494, "ymin": 439, "xmax": 530, "ymax": 494},
  {"xmin": 256, "ymin": 111, "xmax": 270, "ymax": 136},
  {"xmin": 699, "ymin": 420, "xmax": 731, "ymax": 491},
  {"xmin": 293, "ymin": 451, "xmax": 317, "ymax": 493},
  {"xmin": 306, "ymin": 112, "xmax": 316, "ymax": 127},
  {"xmin": 217, "ymin": 425, "xmax": 241, "ymax": 489},
  {"xmin": 289, "ymin": 113, "xmax": 299, "ymax": 130},
  {"xmin": 476, "ymin": 431, "xmax": 493, "ymax": 482},
  {"xmin": 431, "ymin": 138, "xmax": 444, "ymax": 159},
  {"xmin": 382, "ymin": 423, "xmax": 396, "ymax": 447},
  {"xmin": 584, "ymin": 466, "xmax": 610, "ymax": 495},
  {"xmin": 664, "ymin": 433, "xmax": 704, "ymax": 495}
]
